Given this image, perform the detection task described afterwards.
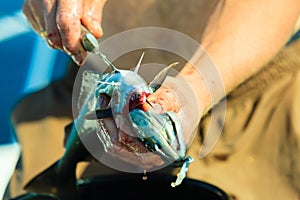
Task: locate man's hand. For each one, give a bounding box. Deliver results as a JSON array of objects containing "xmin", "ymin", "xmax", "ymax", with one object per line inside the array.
[
  {"xmin": 96, "ymin": 86, "xmax": 183, "ymax": 170},
  {"xmin": 22, "ymin": 0, "xmax": 107, "ymax": 66}
]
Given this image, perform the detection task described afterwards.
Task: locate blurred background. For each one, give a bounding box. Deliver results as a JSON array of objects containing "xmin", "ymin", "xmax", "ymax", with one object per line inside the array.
[{"xmin": 0, "ymin": 0, "xmax": 69, "ymax": 198}]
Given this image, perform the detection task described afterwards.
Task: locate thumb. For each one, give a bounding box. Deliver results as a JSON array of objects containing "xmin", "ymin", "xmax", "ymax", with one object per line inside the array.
[{"xmin": 81, "ymin": 0, "xmax": 107, "ymax": 38}]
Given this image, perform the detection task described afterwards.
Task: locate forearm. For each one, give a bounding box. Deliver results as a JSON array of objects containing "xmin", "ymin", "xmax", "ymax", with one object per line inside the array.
[{"xmin": 180, "ymin": 0, "xmax": 300, "ymax": 115}]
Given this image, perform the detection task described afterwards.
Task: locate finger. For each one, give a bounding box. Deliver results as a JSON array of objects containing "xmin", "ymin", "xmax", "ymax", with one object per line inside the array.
[
  {"xmin": 99, "ymin": 116, "xmax": 164, "ymax": 169},
  {"xmin": 43, "ymin": 0, "xmax": 62, "ymax": 49},
  {"xmin": 81, "ymin": 0, "xmax": 106, "ymax": 38},
  {"xmin": 118, "ymin": 130, "xmax": 165, "ymax": 167},
  {"xmin": 98, "ymin": 94, "xmax": 110, "ymax": 108},
  {"xmin": 147, "ymin": 87, "xmax": 181, "ymax": 113},
  {"xmin": 56, "ymin": 0, "xmax": 87, "ymax": 66},
  {"xmin": 28, "ymin": 0, "xmax": 46, "ymax": 32},
  {"xmin": 119, "ymin": 130, "xmax": 149, "ymax": 153},
  {"xmin": 22, "ymin": 0, "xmax": 43, "ymax": 34},
  {"xmin": 110, "ymin": 148, "xmax": 162, "ymax": 170}
]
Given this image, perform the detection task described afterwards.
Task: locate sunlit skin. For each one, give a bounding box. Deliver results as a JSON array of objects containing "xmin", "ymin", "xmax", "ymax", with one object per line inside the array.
[
  {"xmin": 22, "ymin": 0, "xmax": 106, "ymax": 65},
  {"xmin": 22, "ymin": 0, "xmax": 300, "ymax": 168}
]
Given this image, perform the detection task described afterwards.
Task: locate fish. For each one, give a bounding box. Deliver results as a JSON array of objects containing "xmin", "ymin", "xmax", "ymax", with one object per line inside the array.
[{"xmin": 82, "ymin": 33, "xmax": 194, "ymax": 186}]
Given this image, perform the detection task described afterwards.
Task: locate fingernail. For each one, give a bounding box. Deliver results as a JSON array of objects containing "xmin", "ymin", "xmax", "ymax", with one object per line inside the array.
[
  {"xmin": 47, "ymin": 39, "xmax": 59, "ymax": 49},
  {"xmin": 71, "ymin": 54, "xmax": 81, "ymax": 66},
  {"xmin": 98, "ymin": 95, "xmax": 105, "ymax": 107},
  {"xmin": 92, "ymin": 21, "xmax": 103, "ymax": 37},
  {"xmin": 71, "ymin": 51, "xmax": 87, "ymax": 66}
]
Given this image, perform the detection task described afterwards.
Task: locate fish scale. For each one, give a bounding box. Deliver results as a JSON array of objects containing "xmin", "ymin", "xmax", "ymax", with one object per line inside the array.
[{"xmin": 82, "ymin": 32, "xmax": 194, "ymax": 187}]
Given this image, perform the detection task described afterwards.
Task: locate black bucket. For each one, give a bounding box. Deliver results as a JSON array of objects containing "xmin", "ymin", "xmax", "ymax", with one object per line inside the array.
[{"xmin": 10, "ymin": 173, "xmax": 229, "ymax": 200}]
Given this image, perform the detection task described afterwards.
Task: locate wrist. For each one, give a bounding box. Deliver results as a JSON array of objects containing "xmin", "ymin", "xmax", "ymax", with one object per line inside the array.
[{"xmin": 179, "ymin": 63, "xmax": 214, "ymax": 116}]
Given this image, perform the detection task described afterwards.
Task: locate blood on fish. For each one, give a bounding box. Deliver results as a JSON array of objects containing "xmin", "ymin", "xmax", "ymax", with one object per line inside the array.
[{"xmin": 128, "ymin": 91, "xmax": 150, "ymax": 111}]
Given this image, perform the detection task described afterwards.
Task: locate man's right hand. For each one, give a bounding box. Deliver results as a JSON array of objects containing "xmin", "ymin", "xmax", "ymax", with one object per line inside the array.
[{"xmin": 22, "ymin": 0, "xmax": 107, "ymax": 66}]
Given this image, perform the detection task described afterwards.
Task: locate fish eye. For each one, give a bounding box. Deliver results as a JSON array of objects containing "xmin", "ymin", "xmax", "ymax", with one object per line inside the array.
[
  {"xmin": 130, "ymin": 95, "xmax": 136, "ymax": 101},
  {"xmin": 130, "ymin": 93, "xmax": 141, "ymax": 101}
]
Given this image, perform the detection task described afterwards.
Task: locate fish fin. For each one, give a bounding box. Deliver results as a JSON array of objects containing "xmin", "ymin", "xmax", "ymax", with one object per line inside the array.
[
  {"xmin": 133, "ymin": 52, "xmax": 145, "ymax": 74},
  {"xmin": 149, "ymin": 62, "xmax": 179, "ymax": 92},
  {"xmin": 171, "ymin": 156, "xmax": 194, "ymax": 187},
  {"xmin": 85, "ymin": 108, "xmax": 113, "ymax": 120}
]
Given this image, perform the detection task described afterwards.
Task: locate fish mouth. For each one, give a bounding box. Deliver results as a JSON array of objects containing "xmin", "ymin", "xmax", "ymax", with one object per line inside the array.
[{"xmin": 128, "ymin": 91, "xmax": 151, "ymax": 112}]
